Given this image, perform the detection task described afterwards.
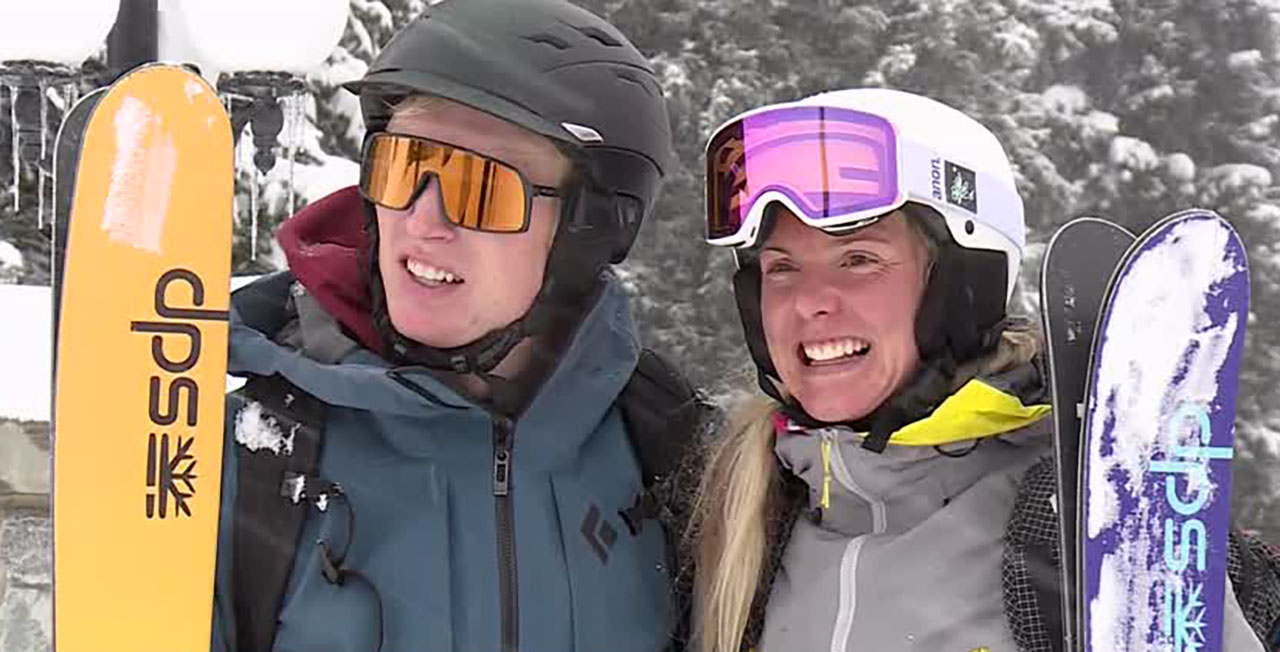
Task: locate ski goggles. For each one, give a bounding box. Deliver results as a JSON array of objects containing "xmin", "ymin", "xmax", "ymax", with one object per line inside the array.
[
  {"xmin": 704, "ymin": 104, "xmax": 1018, "ymax": 247},
  {"xmin": 359, "ymin": 132, "xmax": 561, "ymax": 233}
]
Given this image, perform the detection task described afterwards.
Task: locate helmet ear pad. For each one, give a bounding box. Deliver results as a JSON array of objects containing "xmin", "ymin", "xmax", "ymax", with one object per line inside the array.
[
  {"xmin": 567, "ymin": 147, "xmax": 662, "ymax": 264},
  {"xmin": 731, "ymin": 261, "xmax": 779, "ymax": 396},
  {"xmin": 905, "ymin": 204, "xmax": 1008, "ymax": 364}
]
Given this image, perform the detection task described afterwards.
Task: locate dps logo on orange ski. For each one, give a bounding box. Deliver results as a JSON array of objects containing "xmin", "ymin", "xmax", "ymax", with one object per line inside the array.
[
  {"xmin": 53, "ymin": 65, "xmax": 232, "ymax": 652},
  {"xmin": 132, "ymin": 268, "xmax": 230, "ymax": 519}
]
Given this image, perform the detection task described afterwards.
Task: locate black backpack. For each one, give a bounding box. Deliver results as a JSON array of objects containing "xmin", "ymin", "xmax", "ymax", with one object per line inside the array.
[{"xmin": 226, "ymin": 273, "xmax": 714, "ymax": 652}]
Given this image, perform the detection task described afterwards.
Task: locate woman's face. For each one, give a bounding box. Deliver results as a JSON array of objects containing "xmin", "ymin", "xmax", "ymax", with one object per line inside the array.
[{"xmin": 759, "ymin": 208, "xmax": 931, "ymax": 422}]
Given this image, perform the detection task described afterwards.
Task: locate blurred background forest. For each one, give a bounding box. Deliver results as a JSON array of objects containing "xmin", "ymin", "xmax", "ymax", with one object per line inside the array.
[{"xmin": 2, "ymin": 0, "xmax": 1278, "ymax": 539}]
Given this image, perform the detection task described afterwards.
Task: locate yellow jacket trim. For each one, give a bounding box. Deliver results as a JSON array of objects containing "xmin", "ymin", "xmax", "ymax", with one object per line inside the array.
[{"xmin": 886, "ymin": 379, "xmax": 1051, "ymax": 447}]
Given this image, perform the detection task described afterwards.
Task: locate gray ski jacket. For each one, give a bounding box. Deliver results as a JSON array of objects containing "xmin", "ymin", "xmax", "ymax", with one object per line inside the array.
[{"xmin": 756, "ymin": 366, "xmax": 1265, "ymax": 652}]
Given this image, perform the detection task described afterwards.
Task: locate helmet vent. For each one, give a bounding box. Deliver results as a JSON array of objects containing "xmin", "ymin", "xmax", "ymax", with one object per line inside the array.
[
  {"xmin": 616, "ymin": 70, "xmax": 655, "ymax": 96},
  {"xmin": 525, "ymin": 33, "xmax": 570, "ymax": 50},
  {"xmin": 570, "ymin": 24, "xmax": 622, "ymax": 47}
]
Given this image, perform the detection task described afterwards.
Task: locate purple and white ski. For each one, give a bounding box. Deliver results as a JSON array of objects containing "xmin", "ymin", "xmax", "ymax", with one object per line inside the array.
[{"xmin": 1080, "ymin": 209, "xmax": 1249, "ymax": 652}]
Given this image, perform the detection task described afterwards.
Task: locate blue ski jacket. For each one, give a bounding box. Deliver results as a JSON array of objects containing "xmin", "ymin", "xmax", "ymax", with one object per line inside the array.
[{"xmin": 208, "ymin": 190, "xmax": 672, "ymax": 652}]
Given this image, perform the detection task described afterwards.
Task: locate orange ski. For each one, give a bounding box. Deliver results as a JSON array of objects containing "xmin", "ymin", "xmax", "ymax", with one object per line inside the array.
[{"xmin": 53, "ymin": 64, "xmax": 232, "ymax": 652}]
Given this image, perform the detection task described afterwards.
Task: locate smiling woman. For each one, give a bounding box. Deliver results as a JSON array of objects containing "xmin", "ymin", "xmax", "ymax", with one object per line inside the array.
[{"xmin": 682, "ymin": 88, "xmax": 1276, "ymax": 652}]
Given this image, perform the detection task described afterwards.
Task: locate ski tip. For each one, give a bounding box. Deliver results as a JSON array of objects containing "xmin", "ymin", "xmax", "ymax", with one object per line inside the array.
[{"xmin": 104, "ymin": 64, "xmax": 230, "ymax": 131}]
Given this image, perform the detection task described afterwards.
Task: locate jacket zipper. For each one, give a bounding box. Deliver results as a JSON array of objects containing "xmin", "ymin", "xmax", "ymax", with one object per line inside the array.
[{"xmin": 492, "ymin": 416, "xmax": 518, "ymax": 652}]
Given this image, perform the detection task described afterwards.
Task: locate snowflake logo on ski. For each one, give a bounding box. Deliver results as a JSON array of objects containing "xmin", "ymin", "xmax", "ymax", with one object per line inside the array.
[
  {"xmin": 146, "ymin": 433, "xmax": 199, "ymax": 518},
  {"xmin": 1166, "ymin": 581, "xmax": 1209, "ymax": 652}
]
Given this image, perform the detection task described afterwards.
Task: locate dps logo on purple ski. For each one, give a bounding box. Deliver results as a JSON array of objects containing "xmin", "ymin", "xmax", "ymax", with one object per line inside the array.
[
  {"xmin": 1149, "ymin": 402, "xmax": 1233, "ymax": 652},
  {"xmin": 130, "ymin": 269, "xmax": 229, "ymax": 519}
]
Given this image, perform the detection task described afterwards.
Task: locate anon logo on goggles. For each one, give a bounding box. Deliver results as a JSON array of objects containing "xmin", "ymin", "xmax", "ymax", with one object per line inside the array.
[{"xmin": 359, "ymin": 132, "xmax": 560, "ymax": 233}]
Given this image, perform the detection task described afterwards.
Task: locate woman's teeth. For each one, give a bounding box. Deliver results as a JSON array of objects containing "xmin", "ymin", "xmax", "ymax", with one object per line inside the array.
[
  {"xmin": 802, "ymin": 337, "xmax": 871, "ymax": 363},
  {"xmin": 407, "ymin": 259, "xmax": 463, "ymax": 285}
]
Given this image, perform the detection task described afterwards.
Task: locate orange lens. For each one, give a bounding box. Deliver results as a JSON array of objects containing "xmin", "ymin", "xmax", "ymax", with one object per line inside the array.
[
  {"xmin": 360, "ymin": 133, "xmax": 531, "ymax": 232},
  {"xmin": 435, "ymin": 149, "xmax": 528, "ymax": 232}
]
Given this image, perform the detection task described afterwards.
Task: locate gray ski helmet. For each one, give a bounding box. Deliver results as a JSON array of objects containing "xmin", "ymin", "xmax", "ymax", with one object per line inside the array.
[{"xmin": 343, "ymin": 0, "xmax": 675, "ymax": 265}]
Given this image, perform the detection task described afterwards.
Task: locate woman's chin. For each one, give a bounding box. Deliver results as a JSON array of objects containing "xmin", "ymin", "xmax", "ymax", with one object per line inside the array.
[{"xmin": 795, "ymin": 395, "xmax": 876, "ymax": 424}]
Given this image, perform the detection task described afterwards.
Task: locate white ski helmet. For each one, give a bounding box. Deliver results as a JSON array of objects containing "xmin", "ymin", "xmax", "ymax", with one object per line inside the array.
[
  {"xmin": 705, "ymin": 88, "xmax": 1029, "ymax": 441},
  {"xmin": 796, "ymin": 88, "xmax": 1025, "ymax": 300}
]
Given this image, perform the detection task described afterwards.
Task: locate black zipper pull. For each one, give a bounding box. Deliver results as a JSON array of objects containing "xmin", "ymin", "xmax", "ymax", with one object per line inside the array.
[{"xmin": 493, "ymin": 417, "xmax": 513, "ymax": 496}]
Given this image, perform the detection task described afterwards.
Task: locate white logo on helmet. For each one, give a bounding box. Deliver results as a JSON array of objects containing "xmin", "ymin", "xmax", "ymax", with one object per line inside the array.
[
  {"xmin": 562, "ymin": 122, "xmax": 604, "ymax": 143},
  {"xmin": 930, "ymin": 158, "xmax": 944, "ymax": 201}
]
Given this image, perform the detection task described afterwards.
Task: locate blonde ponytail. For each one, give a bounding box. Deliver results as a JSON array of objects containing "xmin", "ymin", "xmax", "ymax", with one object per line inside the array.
[{"xmin": 690, "ymin": 395, "xmax": 783, "ymax": 652}]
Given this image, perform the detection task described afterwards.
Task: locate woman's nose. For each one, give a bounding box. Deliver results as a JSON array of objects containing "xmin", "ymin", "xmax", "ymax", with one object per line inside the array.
[{"xmin": 792, "ymin": 276, "xmax": 842, "ymax": 319}]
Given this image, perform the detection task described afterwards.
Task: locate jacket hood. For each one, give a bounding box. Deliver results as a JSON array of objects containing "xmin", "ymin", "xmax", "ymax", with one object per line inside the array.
[
  {"xmin": 226, "ymin": 268, "xmax": 641, "ymax": 469},
  {"xmin": 275, "ymin": 186, "xmax": 381, "ymax": 352}
]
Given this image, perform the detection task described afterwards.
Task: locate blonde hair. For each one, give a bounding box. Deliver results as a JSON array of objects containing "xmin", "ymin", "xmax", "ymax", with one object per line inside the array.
[
  {"xmin": 389, "ymin": 95, "xmax": 448, "ymax": 122},
  {"xmin": 689, "ymin": 394, "xmax": 782, "ymax": 652},
  {"xmin": 690, "ymin": 328, "xmax": 1041, "ymax": 652}
]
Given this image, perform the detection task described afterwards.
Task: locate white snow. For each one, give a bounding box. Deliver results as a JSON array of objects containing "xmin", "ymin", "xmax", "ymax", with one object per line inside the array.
[
  {"xmin": 1108, "ymin": 136, "xmax": 1160, "ymax": 171},
  {"xmin": 1245, "ymin": 115, "xmax": 1278, "ymax": 139},
  {"xmin": 283, "ymin": 474, "xmax": 306, "ymax": 504},
  {"xmin": 0, "ymin": 1, "xmax": 119, "ymax": 64},
  {"xmin": 177, "ymin": 0, "xmax": 349, "ymax": 74},
  {"xmin": 184, "ymin": 79, "xmax": 206, "ymax": 102},
  {"xmin": 1227, "ymin": 49, "xmax": 1264, "ymax": 72},
  {"xmin": 1, "ymin": 278, "xmax": 262, "ymax": 422},
  {"xmin": 292, "ymin": 155, "xmax": 362, "ymax": 205},
  {"xmin": 103, "ymin": 97, "xmax": 176, "ymax": 253},
  {"xmin": 1043, "ymin": 84, "xmax": 1088, "ymax": 114},
  {"xmin": 233, "ymin": 401, "xmax": 295, "ymax": 455},
  {"xmin": 1165, "ymin": 153, "xmax": 1196, "ymax": 182},
  {"xmin": 0, "ymin": 285, "xmax": 53, "ymax": 422},
  {"xmin": 1083, "ymin": 111, "xmax": 1120, "ymax": 138},
  {"xmin": 1204, "ymin": 163, "xmax": 1272, "ymax": 193},
  {"xmin": 0, "ymin": 241, "xmax": 22, "ymax": 269},
  {"xmin": 1085, "ymin": 217, "xmax": 1245, "ymax": 650},
  {"xmin": 1255, "ymin": 423, "xmax": 1280, "ymax": 458}
]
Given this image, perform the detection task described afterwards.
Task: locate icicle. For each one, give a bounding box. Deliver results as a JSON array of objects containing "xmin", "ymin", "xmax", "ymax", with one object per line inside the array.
[
  {"xmin": 38, "ymin": 80, "xmax": 49, "ymax": 230},
  {"xmin": 245, "ymin": 110, "xmax": 261, "ymax": 263},
  {"xmin": 66, "ymin": 83, "xmax": 79, "ymax": 116},
  {"xmin": 223, "ymin": 92, "xmax": 238, "ymax": 246},
  {"xmin": 9, "ymin": 83, "xmax": 19, "ymax": 214},
  {"xmin": 251, "ymin": 168, "xmax": 260, "ymax": 262},
  {"xmin": 285, "ymin": 93, "xmax": 303, "ymax": 217}
]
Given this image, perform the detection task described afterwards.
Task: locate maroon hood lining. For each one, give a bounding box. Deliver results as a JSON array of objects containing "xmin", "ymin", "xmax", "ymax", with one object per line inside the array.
[{"xmin": 275, "ymin": 186, "xmax": 383, "ymax": 352}]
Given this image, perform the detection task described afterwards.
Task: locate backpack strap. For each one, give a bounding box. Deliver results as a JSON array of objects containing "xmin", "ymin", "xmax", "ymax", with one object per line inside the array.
[
  {"xmin": 616, "ymin": 347, "xmax": 716, "ymax": 535},
  {"xmin": 229, "ymin": 278, "xmax": 350, "ymax": 652},
  {"xmin": 231, "ymin": 374, "xmax": 327, "ymax": 652},
  {"xmin": 613, "ymin": 347, "xmax": 718, "ymax": 652}
]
